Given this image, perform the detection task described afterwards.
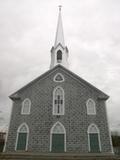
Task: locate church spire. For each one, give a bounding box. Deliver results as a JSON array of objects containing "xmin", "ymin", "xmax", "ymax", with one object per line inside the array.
[
  {"xmin": 50, "ymin": 6, "xmax": 69, "ymax": 69},
  {"xmin": 54, "ymin": 5, "xmax": 65, "ymax": 47}
]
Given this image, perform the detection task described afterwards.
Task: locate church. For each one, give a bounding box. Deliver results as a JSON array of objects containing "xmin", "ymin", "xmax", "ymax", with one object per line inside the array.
[{"xmin": 4, "ymin": 7, "xmax": 113, "ymax": 154}]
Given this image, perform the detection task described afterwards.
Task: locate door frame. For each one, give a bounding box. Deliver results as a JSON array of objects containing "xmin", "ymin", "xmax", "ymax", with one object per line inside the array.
[
  {"xmin": 87, "ymin": 124, "xmax": 101, "ymax": 152},
  {"xmin": 50, "ymin": 122, "xmax": 66, "ymax": 152},
  {"xmin": 15, "ymin": 123, "xmax": 29, "ymax": 151}
]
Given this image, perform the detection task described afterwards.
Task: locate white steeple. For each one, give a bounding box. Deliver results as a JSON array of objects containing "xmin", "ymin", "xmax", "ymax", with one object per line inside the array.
[
  {"xmin": 50, "ymin": 6, "xmax": 69, "ymax": 69},
  {"xmin": 54, "ymin": 6, "xmax": 65, "ymax": 47}
]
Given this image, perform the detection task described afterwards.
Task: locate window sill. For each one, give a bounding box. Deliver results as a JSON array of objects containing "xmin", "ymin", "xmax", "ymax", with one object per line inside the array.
[{"xmin": 21, "ymin": 113, "xmax": 30, "ymax": 115}]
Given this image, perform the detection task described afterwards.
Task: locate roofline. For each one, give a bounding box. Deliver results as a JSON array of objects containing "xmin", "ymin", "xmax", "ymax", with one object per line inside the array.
[
  {"xmin": 60, "ymin": 66, "xmax": 109, "ymax": 99},
  {"xmin": 9, "ymin": 66, "xmax": 59, "ymax": 99},
  {"xmin": 9, "ymin": 65, "xmax": 109, "ymax": 100}
]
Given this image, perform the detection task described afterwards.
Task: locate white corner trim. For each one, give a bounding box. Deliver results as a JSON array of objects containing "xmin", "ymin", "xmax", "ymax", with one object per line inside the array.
[
  {"xmin": 3, "ymin": 101, "xmax": 14, "ymax": 152},
  {"xmin": 104, "ymin": 101, "xmax": 114, "ymax": 153},
  {"xmin": 50, "ymin": 121, "xmax": 66, "ymax": 152}
]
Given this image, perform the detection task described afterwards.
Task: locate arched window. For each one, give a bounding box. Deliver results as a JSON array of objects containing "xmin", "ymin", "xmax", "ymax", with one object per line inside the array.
[
  {"xmin": 15, "ymin": 123, "xmax": 29, "ymax": 151},
  {"xmin": 87, "ymin": 124, "xmax": 101, "ymax": 152},
  {"xmin": 53, "ymin": 87, "xmax": 64, "ymax": 115},
  {"xmin": 86, "ymin": 98, "xmax": 96, "ymax": 115},
  {"xmin": 54, "ymin": 73, "xmax": 64, "ymax": 82},
  {"xmin": 21, "ymin": 98, "xmax": 31, "ymax": 115},
  {"xmin": 50, "ymin": 122, "xmax": 66, "ymax": 152},
  {"xmin": 57, "ymin": 50, "xmax": 62, "ymax": 63}
]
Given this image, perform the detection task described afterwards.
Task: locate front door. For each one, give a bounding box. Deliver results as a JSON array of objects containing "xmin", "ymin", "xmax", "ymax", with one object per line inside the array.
[
  {"xmin": 52, "ymin": 134, "xmax": 64, "ymax": 152},
  {"xmin": 89, "ymin": 133, "xmax": 100, "ymax": 152},
  {"xmin": 16, "ymin": 133, "xmax": 27, "ymax": 150}
]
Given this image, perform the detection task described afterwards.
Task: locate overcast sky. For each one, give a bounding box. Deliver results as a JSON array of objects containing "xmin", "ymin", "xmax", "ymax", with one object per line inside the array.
[{"xmin": 0, "ymin": 0, "xmax": 120, "ymax": 132}]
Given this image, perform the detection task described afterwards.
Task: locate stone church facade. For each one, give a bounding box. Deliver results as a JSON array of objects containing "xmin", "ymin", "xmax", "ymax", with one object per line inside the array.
[{"xmin": 4, "ymin": 7, "xmax": 113, "ymax": 154}]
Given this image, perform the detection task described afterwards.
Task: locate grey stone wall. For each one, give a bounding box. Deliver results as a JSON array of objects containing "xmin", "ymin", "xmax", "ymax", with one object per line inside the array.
[{"xmin": 5, "ymin": 67, "xmax": 113, "ymax": 153}]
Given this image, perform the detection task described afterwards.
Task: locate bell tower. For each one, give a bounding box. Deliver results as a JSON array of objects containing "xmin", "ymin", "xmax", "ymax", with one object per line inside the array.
[{"xmin": 50, "ymin": 6, "xmax": 69, "ymax": 69}]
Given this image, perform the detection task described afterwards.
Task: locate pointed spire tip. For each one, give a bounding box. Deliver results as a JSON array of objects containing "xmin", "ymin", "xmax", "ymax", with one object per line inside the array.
[{"xmin": 54, "ymin": 5, "xmax": 65, "ymax": 47}]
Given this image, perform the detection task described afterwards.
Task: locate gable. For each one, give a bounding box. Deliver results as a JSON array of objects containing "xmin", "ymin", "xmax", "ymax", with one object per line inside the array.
[
  {"xmin": 10, "ymin": 65, "xmax": 109, "ymax": 100},
  {"xmin": 59, "ymin": 66, "xmax": 109, "ymax": 100}
]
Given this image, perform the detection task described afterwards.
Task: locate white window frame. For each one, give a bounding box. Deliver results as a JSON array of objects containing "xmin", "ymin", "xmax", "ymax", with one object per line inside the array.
[
  {"xmin": 50, "ymin": 121, "xmax": 66, "ymax": 152},
  {"xmin": 86, "ymin": 98, "xmax": 96, "ymax": 115},
  {"xmin": 21, "ymin": 98, "xmax": 31, "ymax": 115},
  {"xmin": 53, "ymin": 86, "xmax": 65, "ymax": 115},
  {"xmin": 15, "ymin": 123, "xmax": 29, "ymax": 151},
  {"xmin": 53, "ymin": 73, "xmax": 64, "ymax": 82},
  {"xmin": 87, "ymin": 123, "xmax": 101, "ymax": 152}
]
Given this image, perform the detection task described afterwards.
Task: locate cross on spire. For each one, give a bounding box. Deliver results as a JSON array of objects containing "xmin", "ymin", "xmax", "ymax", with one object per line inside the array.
[{"xmin": 58, "ymin": 5, "xmax": 62, "ymax": 11}]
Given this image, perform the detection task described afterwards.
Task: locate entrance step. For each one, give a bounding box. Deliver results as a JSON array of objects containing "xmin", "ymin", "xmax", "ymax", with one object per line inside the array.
[{"xmin": 0, "ymin": 152, "xmax": 119, "ymax": 160}]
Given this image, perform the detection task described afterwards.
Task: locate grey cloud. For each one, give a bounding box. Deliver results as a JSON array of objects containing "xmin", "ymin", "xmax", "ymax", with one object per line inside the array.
[{"xmin": 0, "ymin": 0, "xmax": 120, "ymax": 132}]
